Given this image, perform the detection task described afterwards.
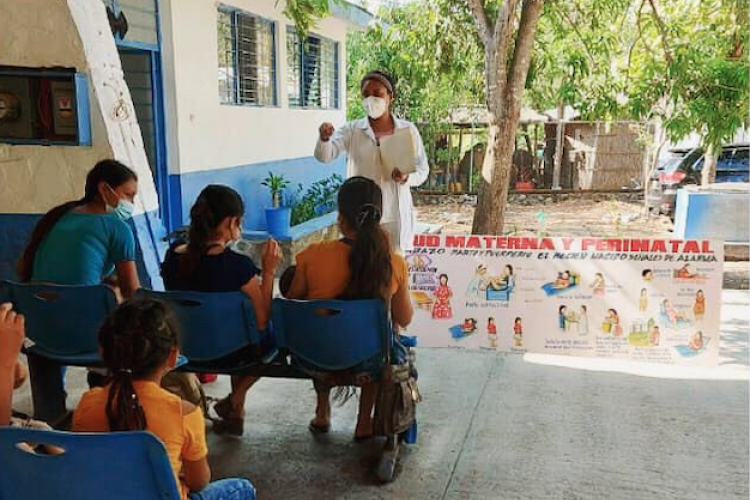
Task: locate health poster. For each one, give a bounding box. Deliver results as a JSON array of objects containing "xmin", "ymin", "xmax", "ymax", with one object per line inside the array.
[{"xmin": 406, "ymin": 235, "xmax": 723, "ymax": 366}]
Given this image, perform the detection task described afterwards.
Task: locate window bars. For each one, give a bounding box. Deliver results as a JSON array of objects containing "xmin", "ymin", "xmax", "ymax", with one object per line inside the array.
[
  {"xmin": 218, "ymin": 6, "xmax": 277, "ymax": 106},
  {"xmin": 287, "ymin": 28, "xmax": 339, "ymax": 109}
]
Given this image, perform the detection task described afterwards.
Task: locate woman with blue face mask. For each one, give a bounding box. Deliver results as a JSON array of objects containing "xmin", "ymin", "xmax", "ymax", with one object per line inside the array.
[
  {"xmin": 315, "ymin": 71, "xmax": 430, "ymax": 254},
  {"xmin": 17, "ymin": 159, "xmax": 141, "ymax": 423}
]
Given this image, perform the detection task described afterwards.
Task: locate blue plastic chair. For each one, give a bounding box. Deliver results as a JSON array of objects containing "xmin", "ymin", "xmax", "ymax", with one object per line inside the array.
[
  {"xmin": 137, "ymin": 289, "xmax": 263, "ymax": 369},
  {"xmin": 0, "ymin": 280, "xmax": 117, "ymax": 365},
  {"xmin": 0, "ymin": 428, "xmax": 181, "ymax": 500},
  {"xmin": 272, "ymin": 298, "xmax": 391, "ymax": 371}
]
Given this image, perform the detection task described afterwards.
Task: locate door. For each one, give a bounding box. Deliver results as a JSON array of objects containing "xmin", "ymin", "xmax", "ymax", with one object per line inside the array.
[{"xmin": 118, "ymin": 49, "xmax": 170, "ymax": 225}]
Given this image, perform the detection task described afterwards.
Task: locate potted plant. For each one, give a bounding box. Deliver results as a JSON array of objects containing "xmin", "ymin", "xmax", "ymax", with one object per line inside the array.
[
  {"xmin": 261, "ymin": 172, "xmax": 291, "ymax": 238},
  {"xmin": 515, "ymin": 167, "xmax": 534, "ymax": 191}
]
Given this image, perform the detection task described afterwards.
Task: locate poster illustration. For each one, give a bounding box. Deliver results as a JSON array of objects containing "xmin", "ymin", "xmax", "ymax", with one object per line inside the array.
[{"xmin": 406, "ymin": 235, "xmax": 723, "ymax": 366}]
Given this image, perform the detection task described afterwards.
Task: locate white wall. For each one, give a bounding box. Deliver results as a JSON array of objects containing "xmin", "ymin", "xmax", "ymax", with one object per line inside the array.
[
  {"xmin": 0, "ymin": 0, "xmax": 109, "ymax": 214},
  {"xmin": 160, "ymin": 0, "xmax": 350, "ymax": 175},
  {"xmin": 0, "ymin": 0, "xmax": 159, "ymax": 215}
]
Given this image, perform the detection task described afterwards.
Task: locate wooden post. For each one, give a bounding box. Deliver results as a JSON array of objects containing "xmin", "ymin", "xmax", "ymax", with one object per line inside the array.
[{"xmin": 552, "ymin": 101, "xmax": 564, "ymax": 190}]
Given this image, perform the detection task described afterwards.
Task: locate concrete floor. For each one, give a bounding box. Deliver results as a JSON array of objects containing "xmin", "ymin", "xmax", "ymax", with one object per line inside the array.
[{"xmin": 12, "ymin": 291, "xmax": 749, "ymax": 500}]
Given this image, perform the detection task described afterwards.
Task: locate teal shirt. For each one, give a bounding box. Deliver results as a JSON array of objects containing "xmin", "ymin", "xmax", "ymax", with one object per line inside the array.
[{"xmin": 31, "ymin": 212, "xmax": 136, "ymax": 285}]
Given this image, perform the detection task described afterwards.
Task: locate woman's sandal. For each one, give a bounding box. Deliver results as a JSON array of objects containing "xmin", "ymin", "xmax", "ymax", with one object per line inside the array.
[{"xmin": 212, "ymin": 396, "xmax": 245, "ymax": 436}]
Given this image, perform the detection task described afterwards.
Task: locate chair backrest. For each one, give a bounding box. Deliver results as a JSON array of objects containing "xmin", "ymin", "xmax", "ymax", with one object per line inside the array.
[
  {"xmin": 0, "ymin": 428, "xmax": 181, "ymax": 500},
  {"xmin": 272, "ymin": 298, "xmax": 390, "ymax": 371},
  {"xmin": 137, "ymin": 289, "xmax": 260, "ymax": 362},
  {"xmin": 0, "ymin": 280, "xmax": 117, "ymax": 355}
]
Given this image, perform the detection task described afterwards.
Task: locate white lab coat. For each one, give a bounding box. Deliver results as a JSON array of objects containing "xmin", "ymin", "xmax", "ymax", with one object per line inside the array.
[{"xmin": 314, "ymin": 116, "xmax": 429, "ymax": 251}]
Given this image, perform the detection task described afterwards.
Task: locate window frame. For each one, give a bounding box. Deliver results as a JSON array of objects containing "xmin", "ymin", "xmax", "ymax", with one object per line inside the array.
[
  {"xmin": 286, "ymin": 27, "xmax": 341, "ymax": 110},
  {"xmin": 217, "ymin": 4, "xmax": 278, "ymax": 108}
]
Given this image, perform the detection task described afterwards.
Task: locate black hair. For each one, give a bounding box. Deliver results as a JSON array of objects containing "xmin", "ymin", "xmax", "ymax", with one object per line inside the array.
[
  {"xmin": 514, "ymin": 317, "xmax": 522, "ymax": 323},
  {"xmin": 18, "ymin": 160, "xmax": 137, "ymax": 282},
  {"xmin": 360, "ymin": 70, "xmax": 396, "ymax": 97},
  {"xmin": 439, "ymin": 273, "xmax": 449, "ymax": 283},
  {"xmin": 505, "ymin": 265, "xmax": 514, "ymax": 274},
  {"xmin": 559, "ymin": 305, "xmax": 567, "ymax": 313},
  {"xmin": 338, "ymin": 177, "xmax": 392, "ymax": 301},
  {"xmin": 98, "ymin": 299, "xmax": 180, "ymax": 431},
  {"xmin": 642, "ymin": 269, "xmax": 652, "ymax": 277},
  {"xmin": 181, "ymin": 184, "xmax": 245, "ymax": 277}
]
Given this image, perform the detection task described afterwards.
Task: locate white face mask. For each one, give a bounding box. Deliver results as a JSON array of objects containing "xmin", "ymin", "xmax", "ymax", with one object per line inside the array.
[{"xmin": 363, "ymin": 96, "xmax": 388, "ymax": 120}]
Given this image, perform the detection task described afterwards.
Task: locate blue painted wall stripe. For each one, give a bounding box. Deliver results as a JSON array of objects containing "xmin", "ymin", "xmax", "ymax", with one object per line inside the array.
[{"xmin": 172, "ymin": 155, "xmax": 346, "ymax": 230}]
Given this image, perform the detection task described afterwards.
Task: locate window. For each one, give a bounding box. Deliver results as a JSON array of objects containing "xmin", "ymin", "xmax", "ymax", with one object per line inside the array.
[
  {"xmin": 217, "ymin": 6, "xmax": 277, "ymax": 106},
  {"xmin": 287, "ymin": 28, "xmax": 339, "ymax": 109}
]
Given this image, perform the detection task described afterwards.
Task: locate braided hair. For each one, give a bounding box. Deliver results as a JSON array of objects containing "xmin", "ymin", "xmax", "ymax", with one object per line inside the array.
[
  {"xmin": 17, "ymin": 160, "xmax": 137, "ymax": 282},
  {"xmin": 338, "ymin": 177, "xmax": 393, "ymax": 301},
  {"xmin": 180, "ymin": 184, "xmax": 245, "ymax": 278},
  {"xmin": 98, "ymin": 299, "xmax": 180, "ymax": 431}
]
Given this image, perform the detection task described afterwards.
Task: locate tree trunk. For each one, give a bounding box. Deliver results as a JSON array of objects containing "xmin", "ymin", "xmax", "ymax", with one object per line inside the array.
[
  {"xmin": 472, "ymin": 114, "xmax": 518, "ymax": 234},
  {"xmin": 552, "ymin": 100, "xmax": 564, "ymax": 189},
  {"xmin": 469, "ymin": 0, "xmax": 545, "ymax": 235},
  {"xmin": 701, "ymin": 143, "xmax": 717, "ymax": 186}
]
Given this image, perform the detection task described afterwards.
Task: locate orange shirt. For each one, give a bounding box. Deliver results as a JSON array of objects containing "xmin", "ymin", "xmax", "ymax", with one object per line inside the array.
[
  {"xmin": 72, "ymin": 380, "xmax": 208, "ymax": 499},
  {"xmin": 289, "ymin": 240, "xmax": 408, "ymax": 300}
]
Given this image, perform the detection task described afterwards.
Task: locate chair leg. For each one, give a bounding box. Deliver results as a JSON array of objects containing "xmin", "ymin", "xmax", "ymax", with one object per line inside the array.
[{"xmin": 376, "ymin": 435, "xmax": 400, "ymax": 483}]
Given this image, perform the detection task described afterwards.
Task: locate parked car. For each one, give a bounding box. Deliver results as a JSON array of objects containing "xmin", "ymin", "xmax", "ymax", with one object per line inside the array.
[
  {"xmin": 645, "ymin": 149, "xmax": 696, "ymax": 212},
  {"xmin": 651, "ymin": 143, "xmax": 749, "ymax": 217}
]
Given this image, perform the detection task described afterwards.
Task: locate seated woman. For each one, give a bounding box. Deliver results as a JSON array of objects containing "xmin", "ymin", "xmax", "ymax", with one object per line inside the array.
[
  {"xmin": 161, "ymin": 185, "xmax": 281, "ymax": 436},
  {"xmin": 73, "ymin": 299, "xmax": 256, "ymax": 500},
  {"xmin": 17, "ymin": 159, "xmax": 140, "ymax": 424},
  {"xmin": 286, "ymin": 176, "xmax": 413, "ymax": 441}
]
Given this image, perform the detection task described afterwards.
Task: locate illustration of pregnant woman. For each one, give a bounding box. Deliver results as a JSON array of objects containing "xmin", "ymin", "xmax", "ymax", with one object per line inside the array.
[{"xmin": 432, "ymin": 273, "xmax": 454, "ymax": 319}]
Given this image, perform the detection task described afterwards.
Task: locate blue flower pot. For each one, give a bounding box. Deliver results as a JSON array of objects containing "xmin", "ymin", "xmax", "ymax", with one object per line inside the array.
[{"xmin": 265, "ymin": 207, "xmax": 291, "ymax": 238}]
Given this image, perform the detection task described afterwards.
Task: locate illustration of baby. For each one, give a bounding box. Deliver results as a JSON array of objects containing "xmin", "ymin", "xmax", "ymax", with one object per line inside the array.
[
  {"xmin": 513, "ymin": 317, "xmax": 523, "ymax": 347},
  {"xmin": 466, "ymin": 264, "xmax": 488, "ymax": 298},
  {"xmin": 639, "ymin": 288, "xmax": 649, "ymax": 313},
  {"xmin": 590, "ymin": 273, "xmax": 606, "ymax": 296},
  {"xmin": 694, "ymin": 290, "xmax": 706, "ymax": 322},
  {"xmin": 432, "ymin": 273, "xmax": 454, "ymax": 320},
  {"xmin": 577, "ymin": 305, "xmax": 589, "ymax": 335},
  {"xmin": 487, "ymin": 317, "xmax": 498, "ymax": 347}
]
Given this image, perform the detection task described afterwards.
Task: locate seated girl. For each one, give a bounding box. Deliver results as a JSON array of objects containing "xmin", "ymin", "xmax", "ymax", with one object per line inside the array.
[
  {"xmin": 161, "ymin": 185, "xmax": 281, "ymax": 436},
  {"xmin": 17, "ymin": 159, "xmax": 140, "ymax": 424},
  {"xmin": 72, "ymin": 299, "xmax": 256, "ymax": 500},
  {"xmin": 286, "ymin": 176, "xmax": 414, "ymax": 441}
]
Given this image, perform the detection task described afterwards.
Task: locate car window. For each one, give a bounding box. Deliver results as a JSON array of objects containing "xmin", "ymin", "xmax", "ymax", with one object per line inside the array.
[
  {"xmin": 672, "ymin": 149, "xmax": 704, "ymax": 173},
  {"xmin": 720, "ymin": 147, "xmax": 749, "ymax": 172}
]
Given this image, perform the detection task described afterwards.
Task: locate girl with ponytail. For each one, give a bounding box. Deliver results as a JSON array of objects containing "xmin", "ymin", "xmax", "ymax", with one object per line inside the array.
[
  {"xmin": 73, "ymin": 299, "xmax": 256, "ymax": 500},
  {"xmin": 161, "ymin": 185, "xmax": 282, "ymax": 436},
  {"xmin": 287, "ymin": 176, "xmax": 413, "ymax": 440},
  {"xmin": 18, "ymin": 159, "xmax": 140, "ymax": 424}
]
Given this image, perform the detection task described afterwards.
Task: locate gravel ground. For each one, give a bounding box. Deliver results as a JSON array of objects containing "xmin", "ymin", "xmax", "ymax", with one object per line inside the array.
[{"xmin": 416, "ymin": 198, "xmax": 673, "ymax": 238}]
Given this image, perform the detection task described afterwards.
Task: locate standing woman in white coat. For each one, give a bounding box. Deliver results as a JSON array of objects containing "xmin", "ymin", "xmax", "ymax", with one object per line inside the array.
[{"xmin": 315, "ymin": 71, "xmax": 429, "ymax": 253}]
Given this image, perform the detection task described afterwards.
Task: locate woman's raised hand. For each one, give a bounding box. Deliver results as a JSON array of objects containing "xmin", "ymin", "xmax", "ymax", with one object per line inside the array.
[
  {"xmin": 262, "ymin": 238, "xmax": 283, "ymax": 272},
  {"xmin": 319, "ymin": 122, "xmax": 334, "ymax": 142}
]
